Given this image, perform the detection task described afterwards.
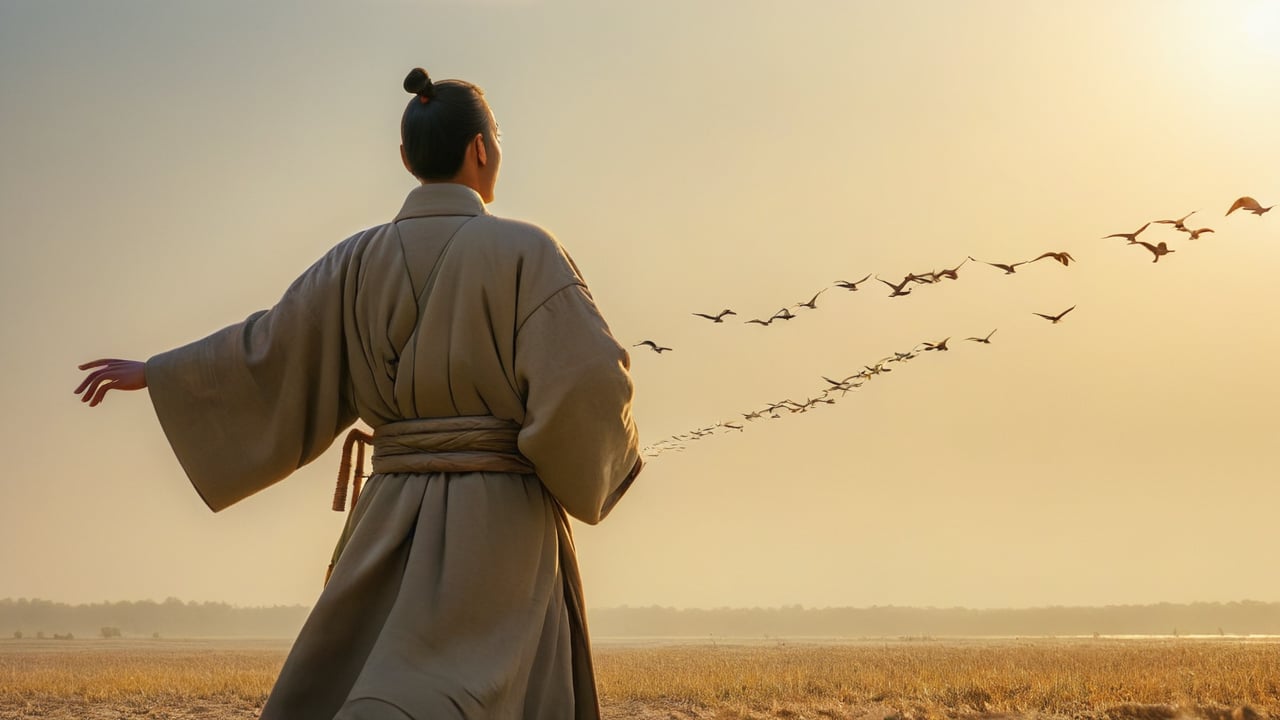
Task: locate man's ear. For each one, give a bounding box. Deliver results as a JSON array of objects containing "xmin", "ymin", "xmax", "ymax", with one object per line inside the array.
[{"xmin": 474, "ymin": 133, "xmax": 488, "ymax": 167}]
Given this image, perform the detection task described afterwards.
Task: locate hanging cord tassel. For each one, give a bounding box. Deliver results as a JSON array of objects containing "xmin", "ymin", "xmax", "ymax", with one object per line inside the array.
[
  {"xmin": 327, "ymin": 427, "xmax": 373, "ymax": 587},
  {"xmin": 351, "ymin": 437, "xmax": 367, "ymax": 510},
  {"xmin": 333, "ymin": 428, "xmax": 374, "ymax": 512}
]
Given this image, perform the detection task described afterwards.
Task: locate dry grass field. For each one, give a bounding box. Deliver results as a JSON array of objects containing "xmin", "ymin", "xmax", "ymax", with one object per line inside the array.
[{"xmin": 0, "ymin": 637, "xmax": 1276, "ymax": 719}]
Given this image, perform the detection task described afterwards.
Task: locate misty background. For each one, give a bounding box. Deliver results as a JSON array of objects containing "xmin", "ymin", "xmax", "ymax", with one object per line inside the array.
[
  {"xmin": 5, "ymin": 599, "xmax": 1280, "ymax": 640},
  {"xmin": 2, "ymin": 0, "xmax": 1278, "ymax": 612}
]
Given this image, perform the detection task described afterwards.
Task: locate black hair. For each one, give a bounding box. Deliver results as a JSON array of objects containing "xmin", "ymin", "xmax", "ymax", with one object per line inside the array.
[{"xmin": 401, "ymin": 68, "xmax": 494, "ymax": 181}]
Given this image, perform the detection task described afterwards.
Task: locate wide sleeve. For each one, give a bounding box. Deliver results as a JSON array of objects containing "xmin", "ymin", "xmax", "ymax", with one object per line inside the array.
[
  {"xmin": 514, "ymin": 283, "xmax": 642, "ymax": 525},
  {"xmin": 144, "ymin": 239, "xmax": 362, "ymax": 512}
]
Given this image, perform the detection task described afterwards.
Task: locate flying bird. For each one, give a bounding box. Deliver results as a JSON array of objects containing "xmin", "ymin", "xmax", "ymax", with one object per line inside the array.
[
  {"xmin": 934, "ymin": 257, "xmax": 969, "ymax": 280},
  {"xmin": 1031, "ymin": 251, "xmax": 1076, "ymax": 267},
  {"xmin": 969, "ymin": 256, "xmax": 1026, "ymax": 274},
  {"xmin": 965, "ymin": 329, "xmax": 997, "ymax": 344},
  {"xmin": 1226, "ymin": 196, "xmax": 1273, "ymax": 216},
  {"xmin": 1132, "ymin": 240, "xmax": 1175, "ymax": 262},
  {"xmin": 794, "ymin": 289, "xmax": 826, "ymax": 310},
  {"xmin": 833, "ymin": 274, "xmax": 873, "ymax": 290},
  {"xmin": 919, "ymin": 337, "xmax": 950, "ymax": 352},
  {"xmin": 821, "ymin": 374, "xmax": 862, "ymax": 394},
  {"xmin": 744, "ymin": 316, "xmax": 774, "ymax": 326},
  {"xmin": 1103, "ymin": 222, "xmax": 1150, "ymax": 243},
  {"xmin": 633, "ymin": 340, "xmax": 673, "ymax": 353},
  {"xmin": 1183, "ymin": 227, "xmax": 1215, "ymax": 240},
  {"xmin": 1033, "ymin": 306, "xmax": 1076, "ymax": 324},
  {"xmin": 875, "ymin": 275, "xmax": 913, "ymax": 297},
  {"xmin": 770, "ymin": 308, "xmax": 798, "ymax": 321},
  {"xmin": 692, "ymin": 309, "xmax": 737, "ymax": 323},
  {"xmin": 1155, "ymin": 210, "xmax": 1196, "ymax": 232},
  {"xmin": 831, "ymin": 382, "xmax": 863, "ymax": 396}
]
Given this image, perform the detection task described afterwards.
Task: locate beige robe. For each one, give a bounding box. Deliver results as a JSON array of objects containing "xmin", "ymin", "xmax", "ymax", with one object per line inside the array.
[{"xmin": 145, "ymin": 183, "xmax": 642, "ymax": 720}]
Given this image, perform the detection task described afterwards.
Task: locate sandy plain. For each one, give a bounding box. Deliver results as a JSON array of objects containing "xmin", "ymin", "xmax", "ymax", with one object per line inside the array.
[{"xmin": 0, "ymin": 637, "xmax": 1276, "ymax": 719}]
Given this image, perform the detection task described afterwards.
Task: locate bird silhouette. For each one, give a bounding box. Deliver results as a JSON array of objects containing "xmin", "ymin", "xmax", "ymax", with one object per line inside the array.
[
  {"xmin": 934, "ymin": 257, "xmax": 969, "ymax": 280},
  {"xmin": 969, "ymin": 256, "xmax": 1026, "ymax": 274},
  {"xmin": 833, "ymin": 274, "xmax": 873, "ymax": 290},
  {"xmin": 692, "ymin": 309, "xmax": 737, "ymax": 322},
  {"xmin": 643, "ymin": 174, "xmax": 1280, "ymax": 460},
  {"xmin": 794, "ymin": 289, "xmax": 826, "ymax": 310},
  {"xmin": 875, "ymin": 275, "xmax": 913, "ymax": 297},
  {"xmin": 821, "ymin": 375, "xmax": 862, "ymax": 394},
  {"xmin": 1226, "ymin": 196, "xmax": 1273, "ymax": 216},
  {"xmin": 919, "ymin": 337, "xmax": 950, "ymax": 352},
  {"xmin": 1155, "ymin": 210, "xmax": 1196, "ymax": 231},
  {"xmin": 1033, "ymin": 306, "xmax": 1076, "ymax": 324},
  {"xmin": 829, "ymin": 381, "xmax": 862, "ymax": 396},
  {"xmin": 633, "ymin": 340, "xmax": 673, "ymax": 353},
  {"xmin": 1132, "ymin": 240, "xmax": 1175, "ymax": 262},
  {"xmin": 1031, "ymin": 251, "xmax": 1075, "ymax": 267},
  {"xmin": 1103, "ymin": 222, "xmax": 1151, "ymax": 243},
  {"xmin": 745, "ymin": 317, "xmax": 774, "ymax": 326}
]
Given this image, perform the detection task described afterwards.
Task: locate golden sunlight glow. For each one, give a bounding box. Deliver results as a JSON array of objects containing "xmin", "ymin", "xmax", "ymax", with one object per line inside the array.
[
  {"xmin": 4, "ymin": 0, "xmax": 1280, "ymax": 613},
  {"xmin": 1240, "ymin": 0, "xmax": 1280, "ymax": 51}
]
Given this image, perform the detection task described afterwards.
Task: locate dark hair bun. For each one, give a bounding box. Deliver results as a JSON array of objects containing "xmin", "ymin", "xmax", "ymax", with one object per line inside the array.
[{"xmin": 404, "ymin": 68, "xmax": 436, "ymax": 99}]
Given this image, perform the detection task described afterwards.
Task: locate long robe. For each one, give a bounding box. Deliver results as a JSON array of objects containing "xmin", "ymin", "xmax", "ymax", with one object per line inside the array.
[{"xmin": 145, "ymin": 183, "xmax": 642, "ymax": 720}]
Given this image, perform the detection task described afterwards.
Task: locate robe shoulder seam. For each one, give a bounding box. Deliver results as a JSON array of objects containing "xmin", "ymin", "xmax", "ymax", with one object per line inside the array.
[
  {"xmin": 291, "ymin": 226, "xmax": 382, "ymax": 325},
  {"xmin": 514, "ymin": 281, "xmax": 589, "ymax": 335}
]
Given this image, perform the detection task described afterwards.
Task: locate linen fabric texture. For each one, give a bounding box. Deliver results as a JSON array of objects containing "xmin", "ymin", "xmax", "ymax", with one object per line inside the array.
[{"xmin": 145, "ymin": 183, "xmax": 642, "ymax": 720}]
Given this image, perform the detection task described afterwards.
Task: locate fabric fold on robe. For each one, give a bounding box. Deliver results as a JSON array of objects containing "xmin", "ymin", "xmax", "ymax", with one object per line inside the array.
[{"xmin": 146, "ymin": 182, "xmax": 641, "ymax": 720}]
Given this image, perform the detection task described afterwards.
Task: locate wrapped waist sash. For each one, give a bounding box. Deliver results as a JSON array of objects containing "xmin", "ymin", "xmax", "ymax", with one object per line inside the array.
[
  {"xmin": 332, "ymin": 416, "xmax": 534, "ymax": 513},
  {"xmin": 325, "ymin": 415, "xmax": 535, "ymax": 585}
]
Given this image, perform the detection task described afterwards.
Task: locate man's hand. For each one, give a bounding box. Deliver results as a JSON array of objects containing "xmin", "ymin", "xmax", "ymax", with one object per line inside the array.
[{"xmin": 75, "ymin": 359, "xmax": 147, "ymax": 407}]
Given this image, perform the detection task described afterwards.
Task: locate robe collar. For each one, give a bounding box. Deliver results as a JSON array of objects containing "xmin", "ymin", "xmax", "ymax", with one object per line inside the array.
[{"xmin": 394, "ymin": 183, "xmax": 489, "ymax": 221}]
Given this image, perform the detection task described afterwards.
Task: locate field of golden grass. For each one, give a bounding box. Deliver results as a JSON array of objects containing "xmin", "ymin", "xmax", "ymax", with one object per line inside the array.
[{"xmin": 0, "ymin": 637, "xmax": 1276, "ymax": 719}]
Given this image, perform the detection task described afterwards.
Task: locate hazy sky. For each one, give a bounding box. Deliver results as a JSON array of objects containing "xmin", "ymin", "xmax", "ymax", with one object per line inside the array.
[{"xmin": 2, "ymin": 0, "xmax": 1279, "ymax": 611}]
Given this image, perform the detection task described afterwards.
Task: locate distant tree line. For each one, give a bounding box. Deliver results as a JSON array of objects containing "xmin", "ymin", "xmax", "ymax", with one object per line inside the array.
[
  {"xmin": 587, "ymin": 601, "xmax": 1280, "ymax": 638},
  {"xmin": 5, "ymin": 598, "xmax": 1279, "ymax": 639},
  {"xmin": 0, "ymin": 597, "xmax": 309, "ymax": 639}
]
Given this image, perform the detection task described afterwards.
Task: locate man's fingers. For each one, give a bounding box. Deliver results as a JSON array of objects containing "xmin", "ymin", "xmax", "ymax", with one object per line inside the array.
[
  {"xmin": 77, "ymin": 370, "xmax": 124, "ymax": 401},
  {"xmin": 75, "ymin": 375, "xmax": 100, "ymax": 397},
  {"xmin": 74, "ymin": 371, "xmax": 104, "ymax": 395},
  {"xmin": 88, "ymin": 379, "xmax": 118, "ymax": 407},
  {"xmin": 75, "ymin": 368, "xmax": 116, "ymax": 396},
  {"xmin": 76, "ymin": 359, "xmax": 144, "ymax": 406},
  {"xmin": 78, "ymin": 358, "xmax": 124, "ymax": 371},
  {"xmin": 78, "ymin": 378, "xmax": 104, "ymax": 403}
]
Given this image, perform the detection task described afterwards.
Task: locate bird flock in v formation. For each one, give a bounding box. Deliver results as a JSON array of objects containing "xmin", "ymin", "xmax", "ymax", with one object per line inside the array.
[{"xmin": 633, "ymin": 195, "xmax": 1274, "ymax": 459}]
